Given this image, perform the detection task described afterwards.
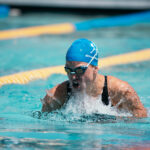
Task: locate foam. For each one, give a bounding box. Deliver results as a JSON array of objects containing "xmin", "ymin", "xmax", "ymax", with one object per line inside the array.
[
  {"xmin": 34, "ymin": 93, "xmax": 133, "ymax": 122},
  {"xmin": 62, "ymin": 92, "xmax": 131, "ymax": 117}
]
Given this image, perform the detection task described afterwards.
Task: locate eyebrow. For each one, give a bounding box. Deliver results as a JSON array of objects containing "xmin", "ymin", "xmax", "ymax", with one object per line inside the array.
[{"xmin": 65, "ymin": 65, "xmax": 87, "ymax": 68}]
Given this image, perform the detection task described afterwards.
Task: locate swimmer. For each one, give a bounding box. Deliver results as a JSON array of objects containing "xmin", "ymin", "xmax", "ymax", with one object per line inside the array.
[{"xmin": 41, "ymin": 38, "xmax": 147, "ymax": 118}]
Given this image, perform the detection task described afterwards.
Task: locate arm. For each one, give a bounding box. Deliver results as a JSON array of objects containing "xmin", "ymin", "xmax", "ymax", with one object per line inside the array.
[
  {"xmin": 119, "ymin": 84, "xmax": 147, "ymax": 118},
  {"xmin": 41, "ymin": 81, "xmax": 68, "ymax": 113},
  {"xmin": 109, "ymin": 76, "xmax": 147, "ymax": 118}
]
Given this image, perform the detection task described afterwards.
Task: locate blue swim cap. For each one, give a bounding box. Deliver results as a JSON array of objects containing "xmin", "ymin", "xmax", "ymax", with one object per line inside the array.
[{"xmin": 66, "ymin": 39, "xmax": 98, "ymax": 66}]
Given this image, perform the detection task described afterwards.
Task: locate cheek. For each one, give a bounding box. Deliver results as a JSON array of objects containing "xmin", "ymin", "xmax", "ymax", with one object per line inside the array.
[{"xmin": 84, "ymin": 70, "xmax": 94, "ymax": 81}]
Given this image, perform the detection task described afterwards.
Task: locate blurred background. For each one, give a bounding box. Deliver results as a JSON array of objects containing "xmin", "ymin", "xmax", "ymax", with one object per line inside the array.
[
  {"xmin": 1, "ymin": 0, "xmax": 150, "ymax": 10},
  {"xmin": 0, "ymin": 0, "xmax": 150, "ymax": 74},
  {"xmin": 0, "ymin": 0, "xmax": 150, "ymax": 20}
]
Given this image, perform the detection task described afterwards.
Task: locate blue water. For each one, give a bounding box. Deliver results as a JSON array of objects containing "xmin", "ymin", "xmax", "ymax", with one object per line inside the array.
[{"xmin": 0, "ymin": 11, "xmax": 150, "ymax": 149}]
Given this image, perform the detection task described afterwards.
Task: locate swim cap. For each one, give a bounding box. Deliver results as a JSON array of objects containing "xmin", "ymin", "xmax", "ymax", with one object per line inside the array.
[{"xmin": 66, "ymin": 39, "xmax": 98, "ymax": 66}]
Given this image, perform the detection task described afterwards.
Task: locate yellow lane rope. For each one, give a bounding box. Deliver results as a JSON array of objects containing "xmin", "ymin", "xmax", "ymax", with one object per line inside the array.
[
  {"xmin": 0, "ymin": 48, "xmax": 150, "ymax": 87},
  {"xmin": 99, "ymin": 48, "xmax": 150, "ymax": 68},
  {"xmin": 0, "ymin": 65, "xmax": 65, "ymax": 87},
  {"xmin": 0, "ymin": 23, "xmax": 75, "ymax": 40}
]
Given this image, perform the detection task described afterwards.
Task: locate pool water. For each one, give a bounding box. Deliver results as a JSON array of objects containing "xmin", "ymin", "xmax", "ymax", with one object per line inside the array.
[{"xmin": 0, "ymin": 11, "xmax": 150, "ymax": 149}]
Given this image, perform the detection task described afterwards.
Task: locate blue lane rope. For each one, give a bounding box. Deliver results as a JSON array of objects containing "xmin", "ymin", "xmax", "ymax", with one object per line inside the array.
[
  {"xmin": 75, "ymin": 11, "xmax": 150, "ymax": 30},
  {"xmin": 0, "ymin": 5, "xmax": 10, "ymax": 18},
  {"xmin": 0, "ymin": 10, "xmax": 150, "ymax": 40}
]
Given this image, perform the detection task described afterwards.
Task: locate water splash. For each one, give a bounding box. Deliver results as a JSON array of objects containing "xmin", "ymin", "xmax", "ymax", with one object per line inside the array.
[
  {"xmin": 32, "ymin": 93, "xmax": 132, "ymax": 123},
  {"xmin": 63, "ymin": 93, "xmax": 131, "ymax": 117}
]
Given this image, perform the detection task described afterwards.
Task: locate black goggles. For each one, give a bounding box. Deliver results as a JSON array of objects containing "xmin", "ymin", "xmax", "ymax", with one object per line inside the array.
[{"xmin": 64, "ymin": 66, "xmax": 88, "ymax": 75}]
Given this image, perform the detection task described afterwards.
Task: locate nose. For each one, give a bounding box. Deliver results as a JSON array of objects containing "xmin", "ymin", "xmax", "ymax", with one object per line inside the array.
[{"xmin": 70, "ymin": 73, "xmax": 77, "ymax": 80}]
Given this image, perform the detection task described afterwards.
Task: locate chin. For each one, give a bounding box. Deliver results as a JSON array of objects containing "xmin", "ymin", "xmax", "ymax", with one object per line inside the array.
[
  {"xmin": 72, "ymin": 84, "xmax": 86, "ymax": 93},
  {"xmin": 72, "ymin": 86, "xmax": 81, "ymax": 92}
]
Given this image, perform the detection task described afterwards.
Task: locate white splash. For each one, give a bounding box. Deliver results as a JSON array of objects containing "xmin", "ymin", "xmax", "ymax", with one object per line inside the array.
[{"xmin": 62, "ymin": 92, "xmax": 131, "ymax": 117}]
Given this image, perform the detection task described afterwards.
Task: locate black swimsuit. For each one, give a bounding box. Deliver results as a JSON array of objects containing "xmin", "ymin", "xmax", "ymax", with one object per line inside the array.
[
  {"xmin": 67, "ymin": 76, "xmax": 109, "ymax": 106},
  {"xmin": 102, "ymin": 76, "xmax": 109, "ymax": 105}
]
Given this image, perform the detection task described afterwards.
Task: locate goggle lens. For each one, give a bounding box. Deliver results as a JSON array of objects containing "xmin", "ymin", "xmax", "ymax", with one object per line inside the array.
[{"xmin": 64, "ymin": 66, "xmax": 87, "ymax": 75}]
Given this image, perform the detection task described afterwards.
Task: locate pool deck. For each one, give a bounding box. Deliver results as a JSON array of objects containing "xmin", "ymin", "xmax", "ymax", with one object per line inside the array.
[{"xmin": 0, "ymin": 0, "xmax": 150, "ymax": 9}]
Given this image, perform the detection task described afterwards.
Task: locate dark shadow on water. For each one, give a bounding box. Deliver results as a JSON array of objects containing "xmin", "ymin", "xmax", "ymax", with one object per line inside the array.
[{"xmin": 30, "ymin": 110, "xmax": 143, "ymax": 124}]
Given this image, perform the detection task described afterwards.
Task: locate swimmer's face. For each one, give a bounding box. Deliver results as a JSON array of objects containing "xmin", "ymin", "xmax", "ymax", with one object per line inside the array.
[{"xmin": 65, "ymin": 61, "xmax": 98, "ymax": 93}]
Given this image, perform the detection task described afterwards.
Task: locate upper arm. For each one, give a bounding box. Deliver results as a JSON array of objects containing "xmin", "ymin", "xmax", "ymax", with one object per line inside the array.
[
  {"xmin": 108, "ymin": 76, "xmax": 147, "ymax": 118},
  {"xmin": 121, "ymin": 84, "xmax": 147, "ymax": 117},
  {"xmin": 41, "ymin": 81, "xmax": 68, "ymax": 112}
]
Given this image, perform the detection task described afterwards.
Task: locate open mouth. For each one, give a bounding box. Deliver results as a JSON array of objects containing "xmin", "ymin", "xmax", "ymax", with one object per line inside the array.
[{"xmin": 72, "ymin": 81, "xmax": 80, "ymax": 89}]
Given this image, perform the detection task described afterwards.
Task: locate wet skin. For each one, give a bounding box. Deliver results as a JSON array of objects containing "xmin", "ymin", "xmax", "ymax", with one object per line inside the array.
[{"xmin": 42, "ymin": 61, "xmax": 147, "ymax": 118}]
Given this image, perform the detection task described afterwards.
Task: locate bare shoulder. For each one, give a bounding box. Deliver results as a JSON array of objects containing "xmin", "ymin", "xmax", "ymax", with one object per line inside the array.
[
  {"xmin": 41, "ymin": 80, "xmax": 69, "ymax": 112},
  {"xmin": 46, "ymin": 80, "xmax": 69, "ymax": 102},
  {"xmin": 107, "ymin": 75, "xmax": 137, "ymax": 105},
  {"xmin": 107, "ymin": 75, "xmax": 147, "ymax": 117},
  {"xmin": 107, "ymin": 75, "xmax": 132, "ymax": 93}
]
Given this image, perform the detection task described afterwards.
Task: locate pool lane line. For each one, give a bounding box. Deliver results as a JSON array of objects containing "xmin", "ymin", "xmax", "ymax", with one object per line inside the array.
[
  {"xmin": 0, "ymin": 11, "xmax": 150, "ymax": 40},
  {"xmin": 75, "ymin": 10, "xmax": 150, "ymax": 31},
  {"xmin": 0, "ymin": 23, "xmax": 75, "ymax": 40},
  {"xmin": 99, "ymin": 48, "xmax": 150, "ymax": 68},
  {"xmin": 0, "ymin": 48, "xmax": 150, "ymax": 87}
]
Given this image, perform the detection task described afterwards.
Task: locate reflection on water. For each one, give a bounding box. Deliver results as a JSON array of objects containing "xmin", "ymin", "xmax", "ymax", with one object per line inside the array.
[
  {"xmin": 0, "ymin": 136, "xmax": 67, "ymax": 149},
  {"xmin": 1, "ymin": 136, "xmax": 150, "ymax": 150},
  {"xmin": 0, "ymin": 136, "xmax": 124, "ymax": 150}
]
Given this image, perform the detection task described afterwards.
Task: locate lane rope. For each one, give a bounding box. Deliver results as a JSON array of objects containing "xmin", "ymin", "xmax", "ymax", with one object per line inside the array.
[
  {"xmin": 0, "ymin": 11, "xmax": 150, "ymax": 40},
  {"xmin": 0, "ymin": 23, "xmax": 75, "ymax": 40},
  {"xmin": 0, "ymin": 48, "xmax": 150, "ymax": 87}
]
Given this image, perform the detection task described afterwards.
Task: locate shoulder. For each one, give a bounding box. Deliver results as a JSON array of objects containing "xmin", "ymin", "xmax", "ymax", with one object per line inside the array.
[
  {"xmin": 46, "ymin": 80, "xmax": 69, "ymax": 102},
  {"xmin": 106, "ymin": 75, "xmax": 136, "ymax": 101},
  {"xmin": 41, "ymin": 80, "xmax": 70, "ymax": 112},
  {"xmin": 107, "ymin": 75, "xmax": 132, "ymax": 92},
  {"xmin": 106, "ymin": 75, "xmax": 147, "ymax": 117},
  {"xmin": 107, "ymin": 75, "xmax": 139, "ymax": 104}
]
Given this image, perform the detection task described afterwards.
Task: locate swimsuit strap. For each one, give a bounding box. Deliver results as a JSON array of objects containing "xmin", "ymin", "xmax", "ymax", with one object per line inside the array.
[
  {"xmin": 102, "ymin": 76, "xmax": 109, "ymax": 105},
  {"xmin": 67, "ymin": 76, "xmax": 109, "ymax": 106}
]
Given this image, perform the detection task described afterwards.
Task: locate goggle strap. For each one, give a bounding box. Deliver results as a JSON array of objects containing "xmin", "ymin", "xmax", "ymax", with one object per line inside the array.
[{"xmin": 86, "ymin": 51, "xmax": 98, "ymax": 67}]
